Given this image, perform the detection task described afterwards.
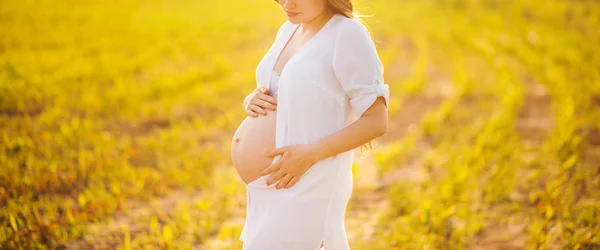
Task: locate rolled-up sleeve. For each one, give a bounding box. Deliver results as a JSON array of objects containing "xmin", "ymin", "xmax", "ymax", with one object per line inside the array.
[{"xmin": 332, "ymin": 20, "xmax": 390, "ymax": 118}]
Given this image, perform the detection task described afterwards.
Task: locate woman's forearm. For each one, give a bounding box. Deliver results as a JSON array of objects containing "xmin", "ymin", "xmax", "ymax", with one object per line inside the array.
[{"xmin": 308, "ymin": 98, "xmax": 388, "ymax": 162}]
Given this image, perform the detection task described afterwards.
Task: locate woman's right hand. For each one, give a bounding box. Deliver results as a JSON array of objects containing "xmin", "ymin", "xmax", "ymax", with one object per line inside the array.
[{"xmin": 244, "ymin": 88, "xmax": 277, "ymax": 117}]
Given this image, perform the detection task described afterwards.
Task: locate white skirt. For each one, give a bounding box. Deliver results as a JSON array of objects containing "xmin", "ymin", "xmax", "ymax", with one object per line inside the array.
[{"xmin": 239, "ymin": 151, "xmax": 354, "ymax": 250}]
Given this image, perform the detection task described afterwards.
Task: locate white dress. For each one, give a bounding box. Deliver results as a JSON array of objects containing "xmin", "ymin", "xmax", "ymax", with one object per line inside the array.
[{"xmin": 240, "ymin": 13, "xmax": 390, "ymax": 250}]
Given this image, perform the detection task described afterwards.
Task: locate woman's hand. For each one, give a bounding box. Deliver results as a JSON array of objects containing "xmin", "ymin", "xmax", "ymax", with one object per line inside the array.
[
  {"xmin": 244, "ymin": 88, "xmax": 277, "ymax": 117},
  {"xmin": 260, "ymin": 144, "xmax": 320, "ymax": 189}
]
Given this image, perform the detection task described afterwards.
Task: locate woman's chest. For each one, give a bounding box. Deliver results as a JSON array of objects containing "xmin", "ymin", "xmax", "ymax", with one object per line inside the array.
[{"xmin": 256, "ymin": 42, "xmax": 339, "ymax": 94}]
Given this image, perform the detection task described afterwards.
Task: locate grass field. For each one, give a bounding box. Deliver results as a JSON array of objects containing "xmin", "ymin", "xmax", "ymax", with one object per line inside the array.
[{"xmin": 1, "ymin": 0, "xmax": 599, "ymax": 249}]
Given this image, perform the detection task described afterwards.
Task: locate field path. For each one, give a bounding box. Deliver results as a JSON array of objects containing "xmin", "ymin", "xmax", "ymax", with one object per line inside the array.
[{"xmin": 470, "ymin": 76, "xmax": 554, "ymax": 250}]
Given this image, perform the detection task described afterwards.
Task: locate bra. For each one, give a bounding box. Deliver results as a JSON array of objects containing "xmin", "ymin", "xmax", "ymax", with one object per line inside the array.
[{"xmin": 269, "ymin": 70, "xmax": 280, "ymax": 97}]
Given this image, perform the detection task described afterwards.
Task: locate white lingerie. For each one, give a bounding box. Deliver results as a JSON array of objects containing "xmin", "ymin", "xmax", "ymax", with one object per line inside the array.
[{"xmin": 269, "ymin": 69, "xmax": 280, "ymax": 97}]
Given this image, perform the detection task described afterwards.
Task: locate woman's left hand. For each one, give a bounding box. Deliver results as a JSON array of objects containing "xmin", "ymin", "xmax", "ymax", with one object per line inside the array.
[{"xmin": 260, "ymin": 144, "xmax": 319, "ymax": 189}]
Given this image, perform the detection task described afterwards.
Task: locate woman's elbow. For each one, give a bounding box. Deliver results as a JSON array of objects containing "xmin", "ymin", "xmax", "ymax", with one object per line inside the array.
[
  {"xmin": 362, "ymin": 97, "xmax": 388, "ymax": 137},
  {"xmin": 376, "ymin": 117, "xmax": 387, "ymax": 137},
  {"xmin": 370, "ymin": 110, "xmax": 388, "ymax": 138},
  {"xmin": 376, "ymin": 99, "xmax": 389, "ymax": 137}
]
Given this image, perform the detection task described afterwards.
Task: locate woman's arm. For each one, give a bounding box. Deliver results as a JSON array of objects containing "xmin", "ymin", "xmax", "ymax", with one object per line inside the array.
[
  {"xmin": 309, "ymin": 96, "xmax": 387, "ymax": 162},
  {"xmin": 261, "ymin": 19, "xmax": 390, "ymax": 189},
  {"xmin": 262, "ymin": 97, "xmax": 387, "ymax": 189},
  {"xmin": 308, "ymin": 20, "xmax": 390, "ymax": 162}
]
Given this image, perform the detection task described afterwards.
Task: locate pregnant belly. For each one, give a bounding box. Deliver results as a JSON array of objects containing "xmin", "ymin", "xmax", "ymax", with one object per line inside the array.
[{"xmin": 231, "ymin": 109, "xmax": 277, "ymax": 185}]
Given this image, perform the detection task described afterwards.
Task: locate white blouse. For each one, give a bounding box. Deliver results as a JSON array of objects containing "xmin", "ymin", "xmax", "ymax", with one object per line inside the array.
[{"xmin": 240, "ymin": 13, "xmax": 390, "ymax": 250}]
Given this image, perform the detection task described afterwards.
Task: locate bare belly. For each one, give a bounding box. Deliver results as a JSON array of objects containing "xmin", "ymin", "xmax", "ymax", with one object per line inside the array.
[{"xmin": 231, "ymin": 109, "xmax": 277, "ymax": 185}]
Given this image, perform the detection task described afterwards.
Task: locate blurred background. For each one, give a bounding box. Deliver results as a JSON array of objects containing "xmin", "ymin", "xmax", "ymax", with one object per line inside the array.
[{"xmin": 1, "ymin": 0, "xmax": 599, "ymax": 249}]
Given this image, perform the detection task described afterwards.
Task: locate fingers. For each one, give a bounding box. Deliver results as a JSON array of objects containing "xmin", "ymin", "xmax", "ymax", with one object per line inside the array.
[
  {"xmin": 253, "ymin": 93, "xmax": 277, "ymax": 111},
  {"xmin": 267, "ymin": 147, "xmax": 287, "ymax": 157},
  {"xmin": 277, "ymin": 173, "xmax": 294, "ymax": 189},
  {"xmin": 261, "ymin": 92, "xmax": 278, "ymax": 106},
  {"xmin": 258, "ymin": 88, "xmax": 270, "ymax": 94},
  {"xmin": 245, "ymin": 108, "xmax": 258, "ymax": 117},
  {"xmin": 248, "ymin": 104, "xmax": 267, "ymax": 116},
  {"xmin": 258, "ymin": 88, "xmax": 276, "ymax": 103},
  {"xmin": 244, "ymin": 88, "xmax": 277, "ymax": 116},
  {"xmin": 267, "ymin": 169, "xmax": 287, "ymax": 186},
  {"xmin": 284, "ymin": 176, "xmax": 298, "ymax": 189},
  {"xmin": 260, "ymin": 160, "xmax": 281, "ymax": 176},
  {"xmin": 244, "ymin": 93, "xmax": 276, "ymax": 117}
]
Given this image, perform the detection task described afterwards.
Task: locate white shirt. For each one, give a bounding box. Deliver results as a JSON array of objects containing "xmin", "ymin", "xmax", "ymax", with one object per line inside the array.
[{"xmin": 240, "ymin": 13, "xmax": 390, "ymax": 250}]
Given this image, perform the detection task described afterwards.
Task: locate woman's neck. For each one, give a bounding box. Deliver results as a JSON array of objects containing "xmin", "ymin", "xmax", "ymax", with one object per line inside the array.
[{"xmin": 299, "ymin": 10, "xmax": 335, "ymax": 34}]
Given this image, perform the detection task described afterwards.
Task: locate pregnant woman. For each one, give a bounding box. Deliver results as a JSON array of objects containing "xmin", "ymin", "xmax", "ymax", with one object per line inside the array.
[{"xmin": 230, "ymin": 0, "xmax": 389, "ymax": 249}]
